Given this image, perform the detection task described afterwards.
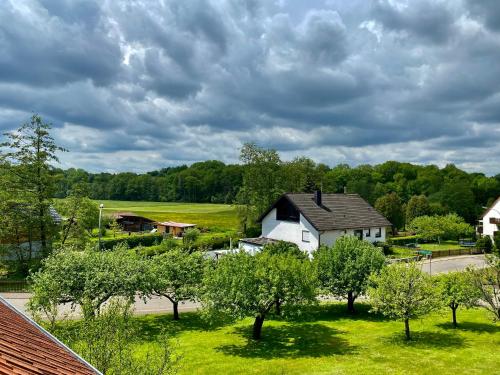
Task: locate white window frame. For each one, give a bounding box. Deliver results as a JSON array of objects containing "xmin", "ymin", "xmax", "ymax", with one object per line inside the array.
[
  {"xmin": 375, "ymin": 227, "xmax": 382, "ymax": 238},
  {"xmin": 302, "ymin": 230, "xmax": 310, "ymax": 243},
  {"xmin": 366, "ymin": 228, "xmax": 371, "ymax": 237}
]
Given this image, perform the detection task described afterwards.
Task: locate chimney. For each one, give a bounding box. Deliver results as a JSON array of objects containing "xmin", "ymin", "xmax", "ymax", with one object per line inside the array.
[
  {"xmin": 343, "ymin": 186, "xmax": 347, "ymax": 194},
  {"xmin": 314, "ymin": 190, "xmax": 322, "ymax": 206}
]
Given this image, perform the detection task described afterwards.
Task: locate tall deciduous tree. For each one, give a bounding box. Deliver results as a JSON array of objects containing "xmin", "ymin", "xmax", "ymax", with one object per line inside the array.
[
  {"xmin": 202, "ymin": 251, "xmax": 316, "ymax": 340},
  {"xmin": 0, "ymin": 115, "xmax": 66, "ymax": 255},
  {"xmin": 146, "ymin": 249, "xmax": 205, "ymax": 320},
  {"xmin": 437, "ymin": 271, "xmax": 480, "ymax": 327},
  {"xmin": 368, "ymin": 262, "xmax": 439, "ymax": 340},
  {"xmin": 409, "ymin": 214, "xmax": 474, "ymax": 243},
  {"xmin": 374, "ymin": 192, "xmax": 404, "ymax": 232},
  {"xmin": 406, "ymin": 195, "xmax": 431, "ymax": 224},
  {"xmin": 468, "ymin": 255, "xmax": 500, "ymax": 320},
  {"xmin": 315, "ymin": 236, "xmax": 385, "ymax": 314}
]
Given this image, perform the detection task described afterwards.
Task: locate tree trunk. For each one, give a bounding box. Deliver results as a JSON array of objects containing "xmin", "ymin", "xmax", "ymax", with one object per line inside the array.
[
  {"xmin": 252, "ymin": 314, "xmax": 265, "ymax": 340},
  {"xmin": 275, "ymin": 300, "xmax": 281, "ymax": 315},
  {"xmin": 404, "ymin": 318, "xmax": 411, "ymax": 340},
  {"xmin": 173, "ymin": 301, "xmax": 179, "ymax": 320},
  {"xmin": 451, "ymin": 305, "xmax": 457, "ymax": 328},
  {"xmin": 347, "ymin": 291, "xmax": 356, "ymax": 314}
]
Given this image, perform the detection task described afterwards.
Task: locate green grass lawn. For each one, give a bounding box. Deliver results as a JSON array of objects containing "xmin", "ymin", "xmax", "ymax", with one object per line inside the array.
[
  {"xmin": 63, "ymin": 303, "xmax": 500, "ymax": 374},
  {"xmin": 418, "ymin": 241, "xmax": 464, "ymax": 251},
  {"xmin": 96, "ymin": 200, "xmax": 239, "ymax": 231}
]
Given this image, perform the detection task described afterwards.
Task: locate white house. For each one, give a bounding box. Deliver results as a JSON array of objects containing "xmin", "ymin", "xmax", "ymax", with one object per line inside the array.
[
  {"xmin": 239, "ymin": 191, "xmax": 392, "ymax": 257},
  {"xmin": 479, "ymin": 197, "xmax": 500, "ymax": 239}
]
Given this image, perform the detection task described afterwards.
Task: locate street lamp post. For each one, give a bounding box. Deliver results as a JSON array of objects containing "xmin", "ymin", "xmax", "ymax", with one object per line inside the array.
[{"xmin": 98, "ymin": 203, "xmax": 104, "ymax": 250}]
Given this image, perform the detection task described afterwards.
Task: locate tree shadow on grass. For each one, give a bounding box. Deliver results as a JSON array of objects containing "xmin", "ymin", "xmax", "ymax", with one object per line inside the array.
[
  {"xmin": 133, "ymin": 311, "xmax": 226, "ymax": 342},
  {"xmin": 283, "ymin": 302, "xmax": 390, "ymax": 324},
  {"xmin": 382, "ymin": 330, "xmax": 467, "ymax": 349},
  {"xmin": 436, "ymin": 321, "xmax": 500, "ymax": 334},
  {"xmin": 216, "ymin": 323, "xmax": 358, "ymax": 359}
]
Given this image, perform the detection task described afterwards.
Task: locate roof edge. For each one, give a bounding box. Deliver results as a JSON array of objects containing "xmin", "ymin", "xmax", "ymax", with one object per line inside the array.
[{"xmin": 0, "ymin": 295, "xmax": 102, "ymax": 375}]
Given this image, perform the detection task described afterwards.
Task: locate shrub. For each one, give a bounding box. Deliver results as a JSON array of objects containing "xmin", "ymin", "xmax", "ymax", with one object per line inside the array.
[
  {"xmin": 99, "ymin": 233, "xmax": 164, "ymax": 250},
  {"xmin": 494, "ymin": 232, "xmax": 500, "ymax": 253},
  {"xmin": 386, "ymin": 235, "xmax": 419, "ymax": 246},
  {"xmin": 476, "ymin": 236, "xmax": 493, "ymax": 253}
]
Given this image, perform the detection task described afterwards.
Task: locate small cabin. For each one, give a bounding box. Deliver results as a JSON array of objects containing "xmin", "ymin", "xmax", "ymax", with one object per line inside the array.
[
  {"xmin": 111, "ymin": 212, "xmax": 155, "ymax": 232},
  {"xmin": 156, "ymin": 221, "xmax": 196, "ymax": 238}
]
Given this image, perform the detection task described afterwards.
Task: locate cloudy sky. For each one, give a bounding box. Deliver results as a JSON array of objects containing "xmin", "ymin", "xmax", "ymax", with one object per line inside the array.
[{"xmin": 1, "ymin": 0, "xmax": 500, "ymax": 174}]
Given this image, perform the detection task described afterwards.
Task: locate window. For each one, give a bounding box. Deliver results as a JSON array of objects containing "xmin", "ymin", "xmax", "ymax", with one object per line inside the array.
[
  {"xmin": 302, "ymin": 230, "xmax": 310, "ymax": 242},
  {"xmin": 365, "ymin": 228, "xmax": 371, "ymax": 237},
  {"xmin": 276, "ymin": 198, "xmax": 300, "ymax": 222},
  {"xmin": 375, "ymin": 228, "xmax": 382, "ymax": 238},
  {"xmin": 354, "ymin": 229, "xmax": 363, "ymax": 240}
]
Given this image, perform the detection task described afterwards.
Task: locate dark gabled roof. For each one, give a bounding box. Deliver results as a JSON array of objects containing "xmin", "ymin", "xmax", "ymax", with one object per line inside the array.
[
  {"xmin": 0, "ymin": 296, "xmax": 100, "ymax": 375},
  {"xmin": 239, "ymin": 237, "xmax": 288, "ymax": 246},
  {"xmin": 258, "ymin": 193, "xmax": 392, "ymax": 231}
]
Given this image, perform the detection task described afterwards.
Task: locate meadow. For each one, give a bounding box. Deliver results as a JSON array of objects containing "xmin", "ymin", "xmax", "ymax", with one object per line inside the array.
[
  {"xmin": 63, "ymin": 303, "xmax": 500, "ymax": 375},
  {"xmin": 97, "ymin": 200, "xmax": 239, "ymax": 231}
]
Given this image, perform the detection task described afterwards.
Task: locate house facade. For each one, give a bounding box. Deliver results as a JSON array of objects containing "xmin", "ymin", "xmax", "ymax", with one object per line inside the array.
[
  {"xmin": 240, "ymin": 192, "xmax": 391, "ymax": 256},
  {"xmin": 479, "ymin": 197, "xmax": 500, "ymax": 239}
]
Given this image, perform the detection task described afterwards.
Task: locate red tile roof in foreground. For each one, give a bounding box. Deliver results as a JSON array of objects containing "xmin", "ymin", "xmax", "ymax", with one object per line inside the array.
[{"xmin": 0, "ymin": 297, "xmax": 100, "ymax": 375}]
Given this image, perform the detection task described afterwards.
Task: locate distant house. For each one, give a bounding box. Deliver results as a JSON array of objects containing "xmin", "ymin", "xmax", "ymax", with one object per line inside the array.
[
  {"xmin": 0, "ymin": 296, "xmax": 100, "ymax": 374},
  {"xmin": 240, "ymin": 191, "xmax": 392, "ymax": 256},
  {"xmin": 111, "ymin": 212, "xmax": 155, "ymax": 232},
  {"xmin": 156, "ymin": 221, "xmax": 196, "ymax": 237},
  {"xmin": 479, "ymin": 197, "xmax": 500, "ymax": 239}
]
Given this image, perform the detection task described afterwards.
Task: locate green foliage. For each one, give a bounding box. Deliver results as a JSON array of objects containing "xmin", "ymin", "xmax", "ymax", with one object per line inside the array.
[
  {"xmin": 28, "ymin": 245, "xmax": 148, "ymax": 319},
  {"xmin": 436, "ymin": 271, "xmax": 480, "ymax": 327},
  {"xmin": 145, "ymin": 248, "xmax": 206, "ymax": 319},
  {"xmin": 406, "ymin": 195, "xmax": 431, "ymax": 224},
  {"xmin": 494, "ymin": 232, "xmax": 500, "ymax": 253},
  {"xmin": 66, "ymin": 300, "xmax": 180, "ymax": 375},
  {"xmin": 99, "ymin": 233, "xmax": 164, "ymax": 250},
  {"xmin": 182, "ymin": 228, "xmax": 200, "ymax": 250},
  {"xmin": 386, "ymin": 235, "xmax": 420, "ymax": 246},
  {"xmin": 468, "ymin": 255, "xmax": 500, "ymax": 320},
  {"xmin": 475, "ymin": 236, "xmax": 493, "ymax": 253},
  {"xmin": 261, "ymin": 241, "xmax": 307, "ymax": 260},
  {"xmin": 375, "ymin": 192, "xmax": 405, "ymax": 230},
  {"xmin": 409, "ymin": 214, "xmax": 474, "ymax": 242},
  {"xmin": 202, "ymin": 251, "xmax": 317, "ymax": 339},
  {"xmin": 368, "ymin": 262, "xmax": 440, "ymax": 340},
  {"xmin": 315, "ymin": 236, "xmax": 386, "ymax": 313}
]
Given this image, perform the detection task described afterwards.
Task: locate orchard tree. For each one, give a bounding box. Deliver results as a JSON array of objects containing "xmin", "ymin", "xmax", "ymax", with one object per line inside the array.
[
  {"xmin": 0, "ymin": 115, "xmax": 66, "ymax": 255},
  {"xmin": 315, "ymin": 236, "xmax": 385, "ymax": 314},
  {"xmin": 375, "ymin": 192, "xmax": 404, "ymax": 232},
  {"xmin": 262, "ymin": 241, "xmax": 307, "ymax": 260},
  {"xmin": 182, "ymin": 227, "xmax": 200, "ymax": 251},
  {"xmin": 468, "ymin": 255, "xmax": 500, "ymax": 320},
  {"xmin": 202, "ymin": 251, "xmax": 316, "ymax": 340},
  {"xmin": 437, "ymin": 271, "xmax": 480, "ymax": 327},
  {"xmin": 406, "ymin": 195, "xmax": 431, "ymax": 224},
  {"xmin": 29, "ymin": 245, "xmax": 148, "ymax": 319},
  {"xmin": 368, "ymin": 262, "xmax": 439, "ymax": 340},
  {"xmin": 409, "ymin": 214, "xmax": 473, "ymax": 243},
  {"xmin": 146, "ymin": 248, "xmax": 205, "ymax": 320}
]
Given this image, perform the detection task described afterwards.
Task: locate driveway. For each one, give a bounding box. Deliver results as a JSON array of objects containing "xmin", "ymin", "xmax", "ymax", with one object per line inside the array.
[{"xmin": 1, "ymin": 255, "xmax": 488, "ymax": 319}]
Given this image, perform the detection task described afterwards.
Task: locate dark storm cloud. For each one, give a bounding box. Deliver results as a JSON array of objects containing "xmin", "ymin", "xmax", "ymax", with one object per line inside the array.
[{"xmin": 0, "ymin": 0, "xmax": 499, "ymax": 174}]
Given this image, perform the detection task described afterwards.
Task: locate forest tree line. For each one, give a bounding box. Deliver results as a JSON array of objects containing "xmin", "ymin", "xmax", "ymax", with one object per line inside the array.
[{"xmin": 53, "ymin": 143, "xmax": 500, "ymax": 225}]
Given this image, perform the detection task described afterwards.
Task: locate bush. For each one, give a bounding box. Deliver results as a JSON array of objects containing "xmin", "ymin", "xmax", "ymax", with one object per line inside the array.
[
  {"xmin": 494, "ymin": 232, "xmax": 500, "ymax": 253},
  {"xmin": 476, "ymin": 236, "xmax": 493, "ymax": 253},
  {"xmin": 99, "ymin": 233, "xmax": 164, "ymax": 251},
  {"xmin": 387, "ymin": 235, "xmax": 419, "ymax": 246},
  {"xmin": 373, "ymin": 241, "xmax": 391, "ymax": 255}
]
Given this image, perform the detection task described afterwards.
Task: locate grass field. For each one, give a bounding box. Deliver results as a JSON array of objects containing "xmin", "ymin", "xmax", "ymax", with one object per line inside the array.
[
  {"xmin": 97, "ymin": 200, "xmax": 239, "ymax": 231},
  {"xmin": 62, "ymin": 303, "xmax": 500, "ymax": 374}
]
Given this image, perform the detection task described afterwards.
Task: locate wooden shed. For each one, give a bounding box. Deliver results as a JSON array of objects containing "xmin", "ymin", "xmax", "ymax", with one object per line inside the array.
[{"xmin": 155, "ymin": 221, "xmax": 196, "ymax": 238}]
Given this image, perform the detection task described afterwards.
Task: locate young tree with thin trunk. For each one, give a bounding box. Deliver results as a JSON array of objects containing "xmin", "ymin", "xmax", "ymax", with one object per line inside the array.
[
  {"xmin": 202, "ymin": 251, "xmax": 316, "ymax": 340},
  {"xmin": 468, "ymin": 255, "xmax": 500, "ymax": 320},
  {"xmin": 0, "ymin": 114, "xmax": 66, "ymax": 256},
  {"xmin": 315, "ymin": 236, "xmax": 385, "ymax": 314},
  {"xmin": 368, "ymin": 262, "xmax": 439, "ymax": 340},
  {"xmin": 145, "ymin": 248, "xmax": 205, "ymax": 320},
  {"xmin": 437, "ymin": 271, "xmax": 480, "ymax": 327}
]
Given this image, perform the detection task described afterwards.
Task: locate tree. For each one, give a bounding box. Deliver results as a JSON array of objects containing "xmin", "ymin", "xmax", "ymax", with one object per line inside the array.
[
  {"xmin": 29, "ymin": 245, "xmax": 148, "ymax": 319},
  {"xmin": 182, "ymin": 227, "xmax": 200, "ymax": 251},
  {"xmin": 437, "ymin": 271, "xmax": 480, "ymax": 327},
  {"xmin": 261, "ymin": 241, "xmax": 307, "ymax": 260},
  {"xmin": 0, "ymin": 115, "xmax": 66, "ymax": 255},
  {"xmin": 494, "ymin": 231, "xmax": 500, "ymax": 254},
  {"xmin": 468, "ymin": 255, "xmax": 500, "ymax": 320},
  {"xmin": 406, "ymin": 195, "xmax": 431, "ymax": 224},
  {"xmin": 202, "ymin": 251, "xmax": 316, "ymax": 340},
  {"xmin": 315, "ymin": 236, "xmax": 385, "ymax": 314},
  {"xmin": 109, "ymin": 218, "xmax": 122, "ymax": 238},
  {"xmin": 146, "ymin": 249, "xmax": 205, "ymax": 320},
  {"xmin": 374, "ymin": 192, "xmax": 404, "ymax": 232},
  {"xmin": 368, "ymin": 262, "xmax": 439, "ymax": 340},
  {"xmin": 409, "ymin": 214, "xmax": 474, "ymax": 243}
]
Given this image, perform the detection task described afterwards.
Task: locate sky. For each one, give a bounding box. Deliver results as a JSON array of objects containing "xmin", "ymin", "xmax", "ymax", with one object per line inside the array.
[{"xmin": 1, "ymin": 0, "xmax": 500, "ymax": 175}]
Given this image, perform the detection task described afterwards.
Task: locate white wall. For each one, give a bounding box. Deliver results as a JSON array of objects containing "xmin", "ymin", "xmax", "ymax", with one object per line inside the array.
[
  {"xmin": 482, "ymin": 200, "xmax": 500, "ymax": 238},
  {"xmin": 320, "ymin": 227, "xmax": 387, "ymax": 247},
  {"xmin": 261, "ymin": 209, "xmax": 319, "ymax": 255},
  {"xmin": 239, "ymin": 241, "xmax": 263, "ymax": 255}
]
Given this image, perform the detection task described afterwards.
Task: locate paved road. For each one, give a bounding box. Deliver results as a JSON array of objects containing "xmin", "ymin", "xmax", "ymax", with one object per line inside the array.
[{"xmin": 1, "ymin": 254, "xmax": 488, "ymax": 318}]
